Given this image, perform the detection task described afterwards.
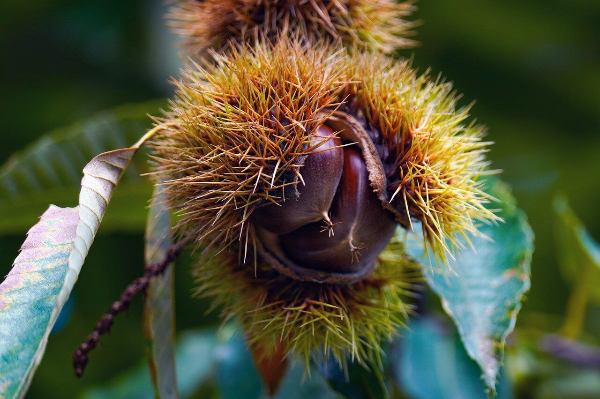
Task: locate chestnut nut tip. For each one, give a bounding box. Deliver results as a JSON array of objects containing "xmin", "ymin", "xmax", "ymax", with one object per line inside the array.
[
  {"xmin": 252, "ymin": 116, "xmax": 397, "ymax": 283},
  {"xmin": 251, "ymin": 124, "xmax": 343, "ymax": 236}
]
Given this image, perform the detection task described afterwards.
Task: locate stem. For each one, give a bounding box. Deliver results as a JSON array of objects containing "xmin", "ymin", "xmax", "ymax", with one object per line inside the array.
[
  {"xmin": 72, "ymin": 235, "xmax": 192, "ymax": 377},
  {"xmin": 560, "ymin": 263, "xmax": 592, "ymax": 340},
  {"xmin": 133, "ymin": 121, "xmax": 179, "ymax": 149}
]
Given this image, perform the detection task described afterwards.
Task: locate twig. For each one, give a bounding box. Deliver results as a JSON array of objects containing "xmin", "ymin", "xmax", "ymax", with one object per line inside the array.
[
  {"xmin": 72, "ymin": 235, "xmax": 192, "ymax": 377},
  {"xmin": 539, "ymin": 334, "xmax": 600, "ymax": 370}
]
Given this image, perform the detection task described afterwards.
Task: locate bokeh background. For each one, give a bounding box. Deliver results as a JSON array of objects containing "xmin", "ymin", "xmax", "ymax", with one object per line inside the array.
[{"xmin": 1, "ymin": 0, "xmax": 599, "ymax": 398}]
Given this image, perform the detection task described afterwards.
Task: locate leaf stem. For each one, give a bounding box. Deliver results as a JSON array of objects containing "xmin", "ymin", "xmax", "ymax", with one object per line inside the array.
[
  {"xmin": 133, "ymin": 121, "xmax": 178, "ymax": 149},
  {"xmin": 72, "ymin": 234, "xmax": 192, "ymax": 377}
]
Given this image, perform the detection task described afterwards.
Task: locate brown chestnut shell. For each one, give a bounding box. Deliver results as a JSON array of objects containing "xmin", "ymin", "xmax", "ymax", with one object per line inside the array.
[
  {"xmin": 251, "ymin": 124, "xmax": 343, "ymax": 235},
  {"xmin": 253, "ymin": 111, "xmax": 404, "ymax": 284}
]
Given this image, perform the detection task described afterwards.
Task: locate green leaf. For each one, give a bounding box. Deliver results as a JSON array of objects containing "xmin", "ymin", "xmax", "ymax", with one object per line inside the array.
[
  {"xmin": 214, "ymin": 334, "xmax": 263, "ymax": 399},
  {"xmin": 272, "ymin": 363, "xmax": 343, "ymax": 399},
  {"xmin": 214, "ymin": 331, "xmax": 341, "ymax": 399},
  {"xmin": 83, "ymin": 326, "xmax": 340, "ymax": 399},
  {"xmin": 0, "ymin": 142, "xmax": 147, "ymax": 398},
  {"xmin": 406, "ymin": 178, "xmax": 534, "ymax": 395},
  {"xmin": 0, "ymin": 101, "xmax": 164, "ymax": 235},
  {"xmin": 395, "ymin": 317, "xmax": 513, "ymax": 399},
  {"xmin": 0, "ymin": 206, "xmax": 78, "ymax": 397},
  {"xmin": 319, "ymin": 359, "xmax": 387, "ymax": 399},
  {"xmin": 81, "ymin": 329, "xmax": 219, "ymax": 399},
  {"xmin": 144, "ymin": 186, "xmax": 177, "ymax": 398},
  {"xmin": 553, "ymin": 195, "xmax": 600, "ymax": 303}
]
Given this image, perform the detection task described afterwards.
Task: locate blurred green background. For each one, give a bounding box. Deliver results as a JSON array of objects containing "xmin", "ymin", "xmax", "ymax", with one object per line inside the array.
[{"xmin": 0, "ymin": 0, "xmax": 599, "ymax": 398}]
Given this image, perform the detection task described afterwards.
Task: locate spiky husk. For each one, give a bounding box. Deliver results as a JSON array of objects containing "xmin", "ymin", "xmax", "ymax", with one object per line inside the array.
[
  {"xmin": 168, "ymin": 0, "xmax": 417, "ymax": 57},
  {"xmin": 149, "ymin": 40, "xmax": 349, "ymax": 253},
  {"xmin": 341, "ymin": 54, "xmax": 500, "ymax": 263},
  {"xmin": 149, "ymin": 38, "xmax": 497, "ymax": 265},
  {"xmin": 195, "ymin": 235, "xmax": 418, "ymax": 370}
]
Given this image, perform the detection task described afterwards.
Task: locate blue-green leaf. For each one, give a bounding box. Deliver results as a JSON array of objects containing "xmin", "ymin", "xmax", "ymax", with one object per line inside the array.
[
  {"xmin": 82, "ymin": 327, "xmax": 340, "ymax": 399},
  {"xmin": 0, "ymin": 206, "xmax": 79, "ymax": 397},
  {"xmin": 396, "ymin": 317, "xmax": 514, "ymax": 399},
  {"xmin": 406, "ymin": 179, "xmax": 534, "ymax": 394},
  {"xmin": 81, "ymin": 329, "xmax": 219, "ymax": 399},
  {"xmin": 214, "ymin": 334, "xmax": 263, "ymax": 399},
  {"xmin": 144, "ymin": 186, "xmax": 177, "ymax": 398},
  {"xmin": 214, "ymin": 331, "xmax": 341, "ymax": 399},
  {"xmin": 319, "ymin": 358, "xmax": 387, "ymax": 399},
  {"xmin": 0, "ymin": 142, "xmax": 149, "ymax": 398},
  {"xmin": 272, "ymin": 362, "xmax": 342, "ymax": 399}
]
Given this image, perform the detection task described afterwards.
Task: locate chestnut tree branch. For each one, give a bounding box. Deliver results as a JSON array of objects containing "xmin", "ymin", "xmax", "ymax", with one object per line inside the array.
[{"xmin": 72, "ymin": 235, "xmax": 191, "ymax": 377}]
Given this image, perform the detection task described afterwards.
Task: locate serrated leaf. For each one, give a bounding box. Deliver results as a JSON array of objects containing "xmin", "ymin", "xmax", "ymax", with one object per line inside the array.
[
  {"xmin": 395, "ymin": 317, "xmax": 513, "ymax": 399},
  {"xmin": 553, "ymin": 195, "xmax": 600, "ymax": 303},
  {"xmin": 0, "ymin": 101, "xmax": 164, "ymax": 235},
  {"xmin": 406, "ymin": 179, "xmax": 534, "ymax": 395},
  {"xmin": 0, "ymin": 206, "xmax": 78, "ymax": 397},
  {"xmin": 143, "ymin": 185, "xmax": 178, "ymax": 399},
  {"xmin": 0, "ymin": 140, "xmax": 150, "ymax": 398}
]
